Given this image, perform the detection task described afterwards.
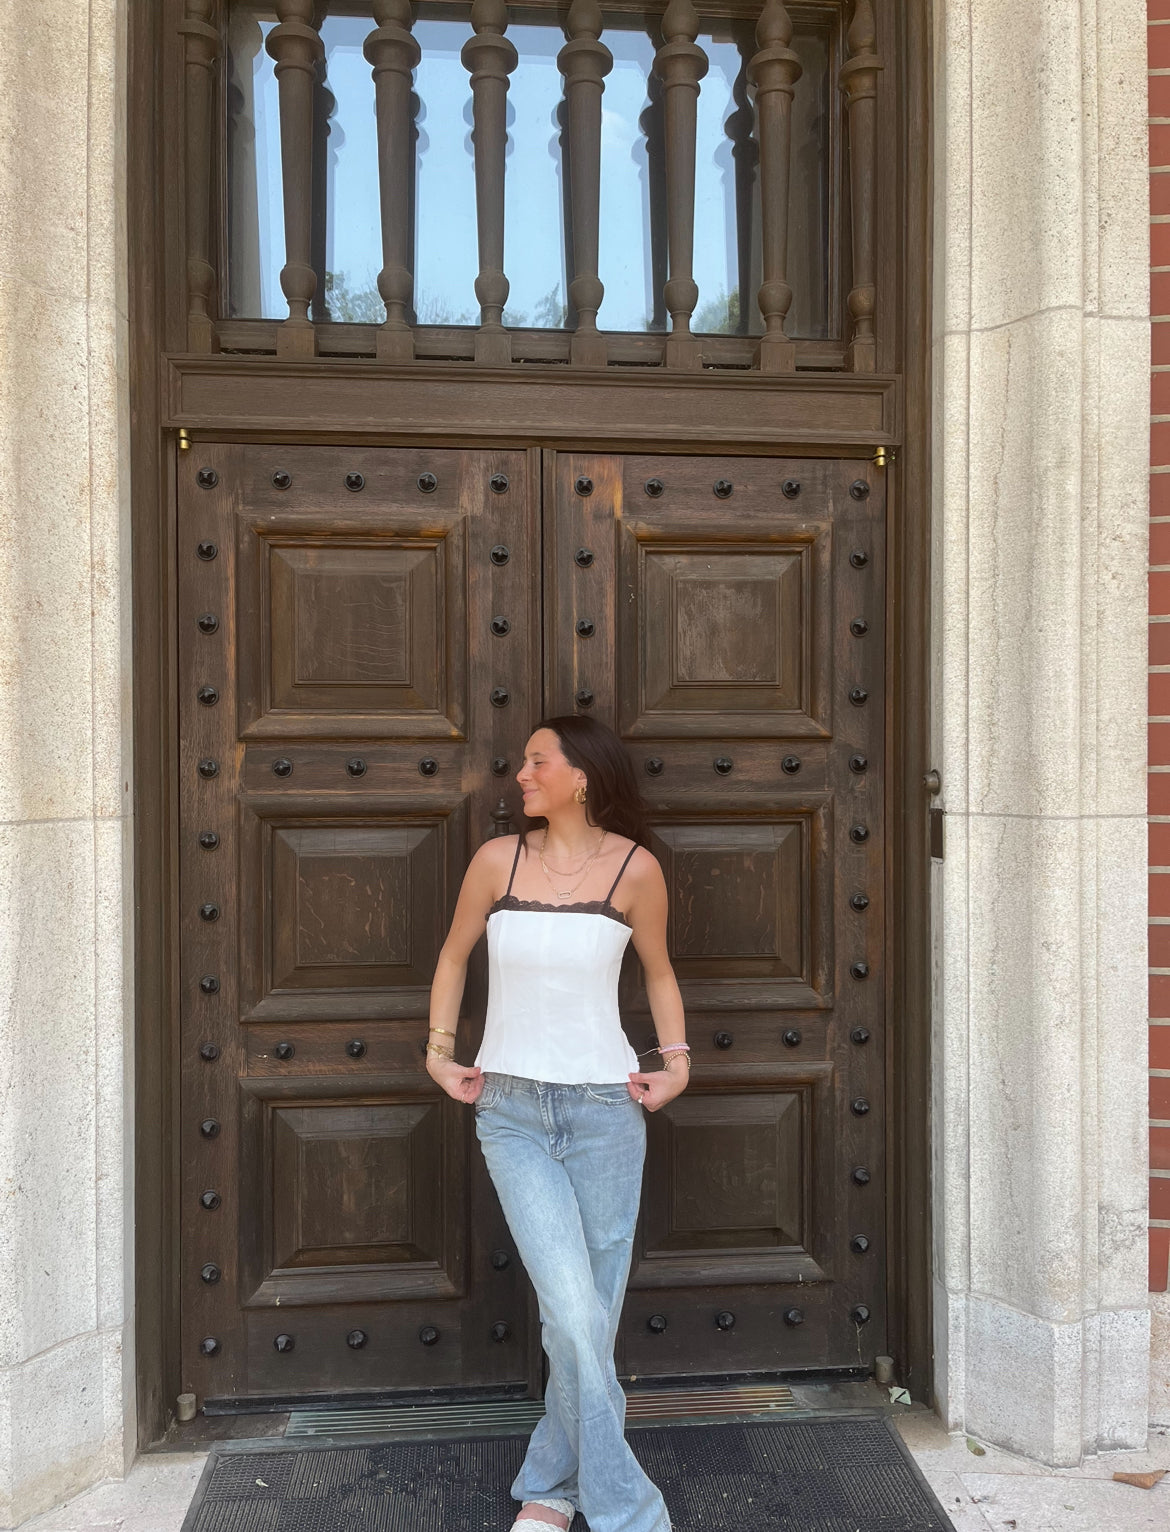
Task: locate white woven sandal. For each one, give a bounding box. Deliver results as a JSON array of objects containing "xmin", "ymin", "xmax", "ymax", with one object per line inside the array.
[{"xmin": 509, "ymin": 1496, "xmax": 575, "ymax": 1531}]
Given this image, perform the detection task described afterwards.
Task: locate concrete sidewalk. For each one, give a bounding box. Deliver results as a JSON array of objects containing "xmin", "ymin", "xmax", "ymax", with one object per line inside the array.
[{"xmin": 16, "ymin": 1414, "xmax": 1170, "ymax": 1532}]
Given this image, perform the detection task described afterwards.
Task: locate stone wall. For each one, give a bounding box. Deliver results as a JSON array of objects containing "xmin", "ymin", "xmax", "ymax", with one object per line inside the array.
[
  {"xmin": 931, "ymin": 0, "xmax": 1152, "ymax": 1463},
  {"xmin": 0, "ymin": 2, "xmax": 133, "ymax": 1526}
]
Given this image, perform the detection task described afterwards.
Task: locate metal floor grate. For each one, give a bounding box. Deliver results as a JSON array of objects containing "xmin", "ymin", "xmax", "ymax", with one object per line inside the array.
[{"xmin": 285, "ymin": 1383, "xmax": 798, "ymax": 1439}]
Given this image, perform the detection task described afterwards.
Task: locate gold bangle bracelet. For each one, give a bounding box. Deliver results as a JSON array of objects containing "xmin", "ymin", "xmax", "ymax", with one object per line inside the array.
[
  {"xmin": 428, "ymin": 1026, "xmax": 456, "ymax": 1038},
  {"xmin": 426, "ymin": 1043, "xmax": 454, "ymax": 1060}
]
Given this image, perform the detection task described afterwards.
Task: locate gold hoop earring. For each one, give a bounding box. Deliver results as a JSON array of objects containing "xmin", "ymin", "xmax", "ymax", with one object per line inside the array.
[{"xmin": 574, "ymin": 785, "xmax": 587, "ymax": 805}]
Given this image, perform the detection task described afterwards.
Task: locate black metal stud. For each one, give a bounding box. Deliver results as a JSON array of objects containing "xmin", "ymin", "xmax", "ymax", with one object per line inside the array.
[
  {"xmin": 490, "ymin": 545, "xmax": 510, "ymax": 565},
  {"xmin": 196, "ymin": 541, "xmax": 218, "ymax": 561},
  {"xmin": 275, "ymin": 1041, "xmax": 295, "ymax": 1061},
  {"xmin": 200, "ymin": 1262, "xmax": 221, "ymax": 1284},
  {"xmin": 491, "ymin": 615, "xmax": 511, "ymax": 636},
  {"xmin": 347, "ymin": 1329, "xmax": 368, "ymax": 1349},
  {"xmin": 851, "ymin": 1304, "xmax": 871, "ymax": 1325},
  {"xmin": 852, "ymin": 1166, "xmax": 871, "ymax": 1185},
  {"xmin": 851, "ymin": 962, "xmax": 870, "ymax": 980},
  {"xmin": 782, "ymin": 755, "xmax": 801, "ymax": 774},
  {"xmin": 645, "ymin": 757, "xmax": 664, "ymax": 776},
  {"xmin": 199, "ymin": 975, "xmax": 220, "ymax": 995},
  {"xmin": 849, "ymin": 754, "xmax": 868, "ymax": 774},
  {"xmin": 714, "ymin": 1030, "xmax": 734, "ymax": 1049},
  {"xmin": 783, "ymin": 1029, "xmax": 802, "ymax": 1047},
  {"xmin": 200, "ymin": 1118, "xmax": 220, "ymax": 1137},
  {"xmin": 490, "ymin": 1321, "xmax": 511, "ymax": 1342},
  {"xmin": 850, "ymin": 824, "xmax": 870, "ymax": 843},
  {"xmin": 850, "ymin": 618, "xmax": 869, "ymax": 636},
  {"xmin": 346, "ymin": 1039, "xmax": 367, "ymax": 1058},
  {"xmin": 849, "ymin": 549, "xmax": 869, "ymax": 568},
  {"xmin": 199, "ymin": 831, "xmax": 219, "ymax": 850},
  {"xmin": 713, "ymin": 479, "xmax": 733, "ymax": 498},
  {"xmin": 197, "ymin": 758, "xmax": 219, "ymax": 779},
  {"xmin": 271, "ymin": 470, "xmax": 291, "ymax": 490},
  {"xmin": 345, "ymin": 472, "xmax": 365, "ymax": 492},
  {"xmin": 197, "ymin": 685, "xmax": 219, "ymax": 707},
  {"xmin": 574, "ymin": 476, "xmax": 593, "ymax": 497},
  {"xmin": 850, "ymin": 893, "xmax": 870, "ymax": 912},
  {"xmin": 575, "ymin": 689, "xmax": 594, "ymax": 708},
  {"xmin": 850, "ymin": 1234, "xmax": 871, "ymax": 1253},
  {"xmin": 491, "ymin": 1249, "xmax": 511, "ymax": 1270},
  {"xmin": 574, "ymin": 547, "xmax": 594, "ymax": 568},
  {"xmin": 576, "ymin": 618, "xmax": 596, "ymax": 637},
  {"xmin": 784, "ymin": 1309, "xmax": 804, "ymax": 1327},
  {"xmin": 490, "ymin": 688, "xmax": 510, "ymax": 708},
  {"xmin": 851, "ymin": 1098, "xmax": 871, "ymax": 1116},
  {"xmin": 715, "ymin": 1311, "xmax": 736, "ymax": 1330},
  {"xmin": 199, "ymin": 1042, "xmax": 220, "ymax": 1061},
  {"xmin": 197, "ymin": 613, "xmax": 219, "ymax": 634},
  {"xmin": 200, "ymin": 902, "xmax": 220, "ymax": 922},
  {"xmin": 849, "ymin": 479, "xmax": 871, "ymax": 500},
  {"xmin": 781, "ymin": 479, "xmax": 801, "ymax": 499},
  {"xmin": 419, "ymin": 1326, "xmax": 440, "ymax": 1346},
  {"xmin": 418, "ymin": 472, "xmax": 438, "ymax": 494},
  {"xmin": 647, "ymin": 1314, "xmax": 668, "ymax": 1334},
  {"xmin": 491, "ymin": 758, "xmax": 510, "ymax": 776},
  {"xmin": 200, "ymin": 1336, "xmax": 220, "ymax": 1356},
  {"xmin": 274, "ymin": 1334, "xmax": 295, "ymax": 1353},
  {"xmin": 346, "ymin": 758, "xmax": 367, "ymax": 778},
  {"xmin": 849, "ymin": 687, "xmax": 869, "ymax": 706},
  {"xmin": 272, "ymin": 758, "xmax": 293, "ymax": 777},
  {"xmin": 714, "ymin": 757, "xmax": 733, "ymax": 775},
  {"xmin": 851, "ymin": 1027, "xmax": 871, "ymax": 1045},
  {"xmin": 197, "ymin": 467, "xmax": 219, "ymax": 489},
  {"xmin": 418, "ymin": 757, "xmax": 439, "ymax": 776},
  {"xmin": 644, "ymin": 478, "xmax": 664, "ymax": 497},
  {"xmin": 490, "ymin": 472, "xmax": 510, "ymax": 494}
]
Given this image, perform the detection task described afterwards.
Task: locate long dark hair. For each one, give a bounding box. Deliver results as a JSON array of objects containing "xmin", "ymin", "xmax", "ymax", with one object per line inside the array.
[{"xmin": 523, "ymin": 716, "xmax": 651, "ymax": 848}]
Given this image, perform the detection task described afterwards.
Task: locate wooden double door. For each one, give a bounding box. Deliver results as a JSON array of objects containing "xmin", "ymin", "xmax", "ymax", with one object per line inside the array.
[{"xmin": 178, "ymin": 442, "xmax": 886, "ymax": 1405}]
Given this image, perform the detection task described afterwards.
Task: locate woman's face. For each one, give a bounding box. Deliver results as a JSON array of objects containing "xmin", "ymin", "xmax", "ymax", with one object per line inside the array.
[{"xmin": 516, "ymin": 728, "xmax": 586, "ymax": 818}]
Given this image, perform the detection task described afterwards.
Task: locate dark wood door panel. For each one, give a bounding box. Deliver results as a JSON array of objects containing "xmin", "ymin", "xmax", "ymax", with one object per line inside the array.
[
  {"xmin": 179, "ymin": 443, "xmax": 539, "ymax": 1403},
  {"xmin": 546, "ymin": 450, "xmax": 887, "ymax": 1379}
]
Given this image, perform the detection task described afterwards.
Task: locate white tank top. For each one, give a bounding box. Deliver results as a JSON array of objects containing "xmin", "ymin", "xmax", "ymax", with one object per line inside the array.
[{"xmin": 474, "ymin": 838, "xmax": 641, "ymax": 1085}]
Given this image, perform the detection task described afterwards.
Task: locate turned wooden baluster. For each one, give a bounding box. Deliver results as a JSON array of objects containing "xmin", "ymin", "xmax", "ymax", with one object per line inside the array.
[
  {"xmin": 839, "ymin": 0, "xmax": 882, "ymax": 372},
  {"xmin": 462, "ymin": 0, "xmax": 518, "ymax": 365},
  {"xmin": 266, "ymin": 0, "xmax": 324, "ymax": 356},
  {"xmin": 179, "ymin": 0, "xmax": 221, "ymax": 352},
  {"xmin": 558, "ymin": 0, "xmax": 613, "ymax": 366},
  {"xmin": 365, "ymin": 1, "xmax": 421, "ymax": 359},
  {"xmin": 748, "ymin": 0, "xmax": 801, "ymax": 370},
  {"xmin": 653, "ymin": 0, "xmax": 708, "ymax": 369}
]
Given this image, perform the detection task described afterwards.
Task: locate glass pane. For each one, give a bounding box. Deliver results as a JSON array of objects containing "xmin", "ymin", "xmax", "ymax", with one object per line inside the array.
[
  {"xmin": 503, "ymin": 25, "xmax": 568, "ymax": 328},
  {"xmin": 318, "ymin": 14, "xmax": 382, "ymax": 322},
  {"xmin": 226, "ymin": 6, "xmax": 280, "ymax": 320},
  {"xmin": 412, "ymin": 14, "xmax": 478, "ymax": 325}
]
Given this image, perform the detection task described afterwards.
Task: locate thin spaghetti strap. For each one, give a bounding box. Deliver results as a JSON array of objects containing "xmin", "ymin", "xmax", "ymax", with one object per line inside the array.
[
  {"xmin": 605, "ymin": 844, "xmax": 639, "ymax": 903},
  {"xmin": 504, "ymin": 833, "xmax": 524, "ymax": 896}
]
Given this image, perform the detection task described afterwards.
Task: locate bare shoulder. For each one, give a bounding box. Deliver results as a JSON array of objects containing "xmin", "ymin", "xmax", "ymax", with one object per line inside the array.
[
  {"xmin": 616, "ymin": 842, "xmax": 665, "ymax": 893},
  {"xmin": 466, "ymin": 833, "xmax": 523, "ymax": 893}
]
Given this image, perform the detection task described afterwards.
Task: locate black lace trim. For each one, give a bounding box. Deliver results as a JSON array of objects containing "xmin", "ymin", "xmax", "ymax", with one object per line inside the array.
[{"xmin": 488, "ymin": 895, "xmax": 632, "ymax": 929}]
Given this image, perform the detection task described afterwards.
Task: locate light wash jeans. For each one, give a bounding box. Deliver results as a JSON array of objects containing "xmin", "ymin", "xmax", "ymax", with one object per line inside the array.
[{"xmin": 474, "ymin": 1072, "xmax": 672, "ymax": 1532}]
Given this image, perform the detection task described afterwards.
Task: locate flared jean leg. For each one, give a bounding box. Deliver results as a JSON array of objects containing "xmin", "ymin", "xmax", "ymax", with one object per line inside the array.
[{"xmin": 475, "ymin": 1080, "xmax": 670, "ymax": 1532}]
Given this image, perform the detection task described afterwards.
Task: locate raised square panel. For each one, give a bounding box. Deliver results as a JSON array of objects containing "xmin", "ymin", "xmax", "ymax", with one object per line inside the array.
[
  {"xmin": 240, "ymin": 806, "xmax": 462, "ymax": 1022},
  {"xmin": 239, "ymin": 1081, "xmax": 466, "ymax": 1305},
  {"xmin": 630, "ymin": 1072, "xmax": 831, "ymax": 1288},
  {"xmin": 238, "ymin": 522, "xmax": 467, "ymax": 740},
  {"xmin": 619, "ymin": 531, "xmax": 831, "ymax": 738},
  {"xmin": 650, "ymin": 810, "xmax": 832, "ymax": 1007}
]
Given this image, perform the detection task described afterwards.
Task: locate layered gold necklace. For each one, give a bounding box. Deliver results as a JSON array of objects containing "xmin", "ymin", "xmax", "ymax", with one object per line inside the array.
[{"xmin": 539, "ymin": 827, "xmax": 608, "ymax": 900}]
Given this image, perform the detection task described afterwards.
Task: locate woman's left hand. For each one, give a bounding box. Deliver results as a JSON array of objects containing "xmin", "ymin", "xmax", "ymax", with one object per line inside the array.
[{"xmin": 627, "ymin": 1064, "xmax": 688, "ymax": 1111}]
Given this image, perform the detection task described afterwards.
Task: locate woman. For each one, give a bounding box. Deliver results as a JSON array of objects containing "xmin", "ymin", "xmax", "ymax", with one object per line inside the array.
[{"xmin": 426, "ymin": 715, "xmax": 689, "ymax": 1532}]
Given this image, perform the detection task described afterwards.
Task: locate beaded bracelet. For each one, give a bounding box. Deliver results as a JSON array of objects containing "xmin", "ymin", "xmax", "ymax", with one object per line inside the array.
[{"xmin": 663, "ymin": 1051, "xmax": 691, "ymax": 1071}]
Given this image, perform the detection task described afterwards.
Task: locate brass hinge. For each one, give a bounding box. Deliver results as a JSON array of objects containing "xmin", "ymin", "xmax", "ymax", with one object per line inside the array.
[{"xmin": 873, "ymin": 445, "xmax": 897, "ymax": 470}]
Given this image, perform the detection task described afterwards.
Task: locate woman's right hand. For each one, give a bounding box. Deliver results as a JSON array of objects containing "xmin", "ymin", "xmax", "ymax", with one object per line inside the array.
[{"xmin": 427, "ymin": 1056, "xmax": 485, "ymax": 1105}]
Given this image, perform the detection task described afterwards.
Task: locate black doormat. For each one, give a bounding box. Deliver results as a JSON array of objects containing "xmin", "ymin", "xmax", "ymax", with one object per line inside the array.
[{"xmin": 181, "ymin": 1416, "xmax": 954, "ymax": 1532}]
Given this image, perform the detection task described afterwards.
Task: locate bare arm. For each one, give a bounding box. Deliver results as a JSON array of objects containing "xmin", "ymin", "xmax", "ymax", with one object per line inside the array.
[
  {"xmin": 624, "ymin": 849, "xmax": 689, "ymax": 1111},
  {"xmin": 426, "ymin": 836, "xmax": 512, "ymax": 1103}
]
